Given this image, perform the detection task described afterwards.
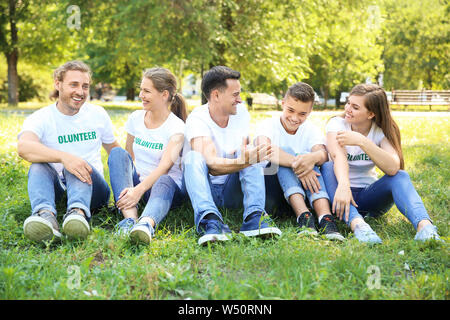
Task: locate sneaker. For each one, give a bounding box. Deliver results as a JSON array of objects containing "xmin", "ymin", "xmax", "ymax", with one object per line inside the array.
[
  {"xmin": 297, "ymin": 211, "xmax": 318, "ymax": 236},
  {"xmin": 354, "ymin": 222, "xmax": 382, "ymax": 244},
  {"xmin": 414, "ymin": 224, "xmax": 443, "ymax": 242},
  {"xmin": 23, "ymin": 209, "xmax": 61, "ymax": 242},
  {"xmin": 62, "ymin": 208, "xmax": 90, "ymax": 239},
  {"xmin": 239, "ymin": 211, "xmax": 282, "ymax": 238},
  {"xmin": 130, "ymin": 221, "xmax": 154, "ymax": 244},
  {"xmin": 115, "ymin": 217, "xmax": 136, "ymax": 236},
  {"xmin": 318, "ymin": 214, "xmax": 345, "ymax": 241},
  {"xmin": 198, "ymin": 216, "xmax": 232, "ymax": 246}
]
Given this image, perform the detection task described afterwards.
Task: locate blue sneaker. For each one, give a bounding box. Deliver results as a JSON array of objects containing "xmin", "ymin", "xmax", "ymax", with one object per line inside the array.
[
  {"xmin": 414, "ymin": 224, "xmax": 443, "ymax": 242},
  {"xmin": 115, "ymin": 217, "xmax": 136, "ymax": 237},
  {"xmin": 239, "ymin": 212, "xmax": 282, "ymax": 238},
  {"xmin": 354, "ymin": 223, "xmax": 382, "ymax": 244},
  {"xmin": 198, "ymin": 217, "xmax": 232, "ymax": 246},
  {"xmin": 130, "ymin": 221, "xmax": 155, "ymax": 244}
]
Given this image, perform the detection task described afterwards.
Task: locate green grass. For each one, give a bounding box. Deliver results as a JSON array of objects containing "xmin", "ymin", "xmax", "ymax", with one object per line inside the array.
[{"xmin": 0, "ymin": 107, "xmax": 449, "ymax": 300}]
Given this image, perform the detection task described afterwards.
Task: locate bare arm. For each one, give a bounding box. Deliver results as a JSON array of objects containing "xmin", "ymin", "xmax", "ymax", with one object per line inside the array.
[
  {"xmin": 326, "ymin": 131, "xmax": 358, "ymax": 221},
  {"xmin": 254, "ymin": 135, "xmax": 294, "ymax": 167},
  {"xmin": 191, "ymin": 136, "xmax": 272, "ymax": 176},
  {"xmin": 17, "ymin": 131, "xmax": 93, "ymax": 184},
  {"xmin": 124, "ymin": 133, "xmax": 135, "ymax": 161},
  {"xmin": 102, "ymin": 140, "xmax": 121, "ymax": 155},
  {"xmin": 116, "ymin": 133, "xmax": 184, "ymax": 210}
]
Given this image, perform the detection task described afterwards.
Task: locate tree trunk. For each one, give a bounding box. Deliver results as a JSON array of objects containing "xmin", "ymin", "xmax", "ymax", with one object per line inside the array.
[
  {"xmin": 7, "ymin": 0, "xmax": 19, "ymax": 106},
  {"xmin": 126, "ymin": 87, "xmax": 135, "ymax": 101}
]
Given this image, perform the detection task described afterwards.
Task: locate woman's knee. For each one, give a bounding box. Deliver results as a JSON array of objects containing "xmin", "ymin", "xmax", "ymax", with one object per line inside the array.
[{"xmin": 107, "ymin": 147, "xmax": 129, "ymax": 163}]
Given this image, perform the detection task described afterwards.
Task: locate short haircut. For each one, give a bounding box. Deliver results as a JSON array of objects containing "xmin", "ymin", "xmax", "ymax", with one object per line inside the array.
[
  {"xmin": 286, "ymin": 82, "xmax": 315, "ymax": 103},
  {"xmin": 51, "ymin": 60, "xmax": 92, "ymax": 99},
  {"xmin": 53, "ymin": 60, "xmax": 92, "ymax": 82},
  {"xmin": 201, "ymin": 66, "xmax": 241, "ymax": 100}
]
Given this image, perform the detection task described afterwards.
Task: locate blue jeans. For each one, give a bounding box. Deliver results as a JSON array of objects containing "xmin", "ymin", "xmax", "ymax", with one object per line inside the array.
[
  {"xmin": 107, "ymin": 147, "xmax": 186, "ymax": 227},
  {"xmin": 320, "ymin": 161, "xmax": 431, "ymax": 229},
  {"xmin": 183, "ymin": 150, "xmax": 266, "ymax": 232},
  {"xmin": 27, "ymin": 162, "xmax": 110, "ymax": 221},
  {"xmin": 265, "ymin": 147, "xmax": 329, "ymax": 215}
]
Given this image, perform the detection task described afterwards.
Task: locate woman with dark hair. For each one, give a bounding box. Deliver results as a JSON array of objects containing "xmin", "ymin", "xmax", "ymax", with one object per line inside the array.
[
  {"xmin": 107, "ymin": 67, "xmax": 187, "ymax": 244},
  {"xmin": 321, "ymin": 84, "xmax": 442, "ymax": 244}
]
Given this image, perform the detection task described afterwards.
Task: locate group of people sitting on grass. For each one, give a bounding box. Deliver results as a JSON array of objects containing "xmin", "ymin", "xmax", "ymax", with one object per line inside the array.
[{"xmin": 17, "ymin": 60, "xmax": 443, "ymax": 246}]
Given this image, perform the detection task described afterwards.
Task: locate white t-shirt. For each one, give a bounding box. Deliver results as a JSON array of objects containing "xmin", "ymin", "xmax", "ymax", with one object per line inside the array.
[
  {"xmin": 255, "ymin": 116, "xmax": 325, "ymax": 156},
  {"xmin": 325, "ymin": 116, "xmax": 386, "ymax": 188},
  {"xmin": 126, "ymin": 110, "xmax": 185, "ymax": 188},
  {"xmin": 18, "ymin": 102, "xmax": 116, "ymax": 178},
  {"xmin": 184, "ymin": 103, "xmax": 250, "ymax": 184}
]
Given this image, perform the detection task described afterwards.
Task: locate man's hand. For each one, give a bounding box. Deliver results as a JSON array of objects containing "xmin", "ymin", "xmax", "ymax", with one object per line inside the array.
[
  {"xmin": 299, "ymin": 170, "xmax": 322, "ymax": 194},
  {"xmin": 61, "ymin": 153, "xmax": 93, "ymax": 184},
  {"xmin": 292, "ymin": 153, "xmax": 316, "ymax": 178},
  {"xmin": 240, "ymin": 137, "xmax": 272, "ymax": 165}
]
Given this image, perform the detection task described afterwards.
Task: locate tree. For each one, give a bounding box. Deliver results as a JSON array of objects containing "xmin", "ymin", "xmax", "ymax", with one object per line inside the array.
[
  {"xmin": 380, "ymin": 0, "xmax": 449, "ymax": 90},
  {"xmin": 0, "ymin": 1, "xmax": 80, "ymax": 106},
  {"xmin": 305, "ymin": 0, "xmax": 384, "ymax": 107}
]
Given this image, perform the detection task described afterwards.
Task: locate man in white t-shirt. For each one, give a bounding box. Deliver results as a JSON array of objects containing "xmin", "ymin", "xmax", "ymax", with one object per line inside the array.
[
  {"xmin": 183, "ymin": 66, "xmax": 281, "ymax": 245},
  {"xmin": 17, "ymin": 61, "xmax": 120, "ymax": 243},
  {"xmin": 254, "ymin": 82, "xmax": 344, "ymax": 240}
]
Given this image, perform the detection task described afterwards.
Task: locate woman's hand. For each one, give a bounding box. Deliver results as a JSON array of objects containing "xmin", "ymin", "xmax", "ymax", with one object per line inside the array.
[
  {"xmin": 116, "ymin": 186, "xmax": 144, "ymax": 211},
  {"xmin": 336, "ymin": 131, "xmax": 366, "ymax": 148},
  {"xmin": 332, "ymin": 184, "xmax": 358, "ymax": 222}
]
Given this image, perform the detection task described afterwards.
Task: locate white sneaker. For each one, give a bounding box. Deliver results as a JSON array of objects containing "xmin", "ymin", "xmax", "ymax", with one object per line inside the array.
[
  {"xmin": 23, "ymin": 210, "xmax": 61, "ymax": 242},
  {"xmin": 62, "ymin": 209, "xmax": 90, "ymax": 239},
  {"xmin": 130, "ymin": 222, "xmax": 154, "ymax": 244}
]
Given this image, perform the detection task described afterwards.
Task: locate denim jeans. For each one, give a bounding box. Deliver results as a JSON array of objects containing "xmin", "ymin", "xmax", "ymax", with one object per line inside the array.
[
  {"xmin": 107, "ymin": 147, "xmax": 186, "ymax": 227},
  {"xmin": 27, "ymin": 162, "xmax": 110, "ymax": 221},
  {"xmin": 320, "ymin": 161, "xmax": 431, "ymax": 229},
  {"xmin": 264, "ymin": 147, "xmax": 329, "ymax": 215},
  {"xmin": 183, "ymin": 150, "xmax": 266, "ymax": 232}
]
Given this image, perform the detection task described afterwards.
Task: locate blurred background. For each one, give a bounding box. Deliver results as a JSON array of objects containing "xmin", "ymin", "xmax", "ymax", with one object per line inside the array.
[{"xmin": 0, "ymin": 0, "xmax": 448, "ymax": 110}]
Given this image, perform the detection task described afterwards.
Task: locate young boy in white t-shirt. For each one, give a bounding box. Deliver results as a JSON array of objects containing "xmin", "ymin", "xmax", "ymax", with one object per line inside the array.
[
  {"xmin": 17, "ymin": 61, "xmax": 120, "ymax": 243},
  {"xmin": 254, "ymin": 82, "xmax": 344, "ymax": 240}
]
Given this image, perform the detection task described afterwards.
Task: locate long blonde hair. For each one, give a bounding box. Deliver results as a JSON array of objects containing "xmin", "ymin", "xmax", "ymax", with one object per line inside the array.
[{"xmin": 349, "ymin": 84, "xmax": 404, "ymax": 169}]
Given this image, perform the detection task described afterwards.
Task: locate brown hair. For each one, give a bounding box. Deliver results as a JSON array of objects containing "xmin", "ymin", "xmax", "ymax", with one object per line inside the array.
[
  {"xmin": 50, "ymin": 60, "xmax": 92, "ymax": 99},
  {"xmin": 143, "ymin": 67, "xmax": 187, "ymax": 122},
  {"xmin": 285, "ymin": 82, "xmax": 315, "ymax": 104},
  {"xmin": 349, "ymin": 84, "xmax": 404, "ymax": 169}
]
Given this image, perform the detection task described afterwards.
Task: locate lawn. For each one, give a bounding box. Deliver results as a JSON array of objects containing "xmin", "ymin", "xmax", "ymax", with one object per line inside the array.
[{"xmin": 0, "ymin": 104, "xmax": 448, "ymax": 300}]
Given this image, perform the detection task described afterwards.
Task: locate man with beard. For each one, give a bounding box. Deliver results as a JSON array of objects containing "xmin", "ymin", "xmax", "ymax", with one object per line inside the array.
[{"xmin": 18, "ymin": 60, "xmax": 120, "ymax": 243}]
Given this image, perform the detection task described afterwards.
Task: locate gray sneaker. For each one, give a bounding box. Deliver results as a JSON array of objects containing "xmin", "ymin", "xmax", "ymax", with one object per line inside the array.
[
  {"xmin": 62, "ymin": 208, "xmax": 90, "ymax": 239},
  {"xmin": 414, "ymin": 225, "xmax": 443, "ymax": 242},
  {"xmin": 23, "ymin": 209, "xmax": 61, "ymax": 242},
  {"xmin": 354, "ymin": 222, "xmax": 382, "ymax": 244}
]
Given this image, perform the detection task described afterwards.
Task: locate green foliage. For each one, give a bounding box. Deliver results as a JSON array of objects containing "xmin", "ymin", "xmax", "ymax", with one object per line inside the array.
[
  {"xmin": 380, "ymin": 0, "xmax": 450, "ymax": 90},
  {"xmin": 0, "ymin": 109, "xmax": 448, "ymax": 299}
]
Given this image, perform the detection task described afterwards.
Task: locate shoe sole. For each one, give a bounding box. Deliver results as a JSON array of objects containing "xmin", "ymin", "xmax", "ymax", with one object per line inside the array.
[
  {"xmin": 130, "ymin": 227, "xmax": 152, "ymax": 244},
  {"xmin": 23, "ymin": 216, "xmax": 61, "ymax": 242},
  {"xmin": 62, "ymin": 215, "xmax": 90, "ymax": 239},
  {"xmin": 198, "ymin": 233, "xmax": 230, "ymax": 246},
  {"xmin": 298, "ymin": 228, "xmax": 319, "ymax": 236},
  {"xmin": 323, "ymin": 233, "xmax": 345, "ymax": 241},
  {"xmin": 240, "ymin": 227, "xmax": 282, "ymax": 238}
]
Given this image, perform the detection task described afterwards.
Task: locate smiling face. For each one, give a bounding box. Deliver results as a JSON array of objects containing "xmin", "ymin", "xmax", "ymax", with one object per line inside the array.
[
  {"xmin": 55, "ymin": 70, "xmax": 90, "ymax": 115},
  {"xmin": 213, "ymin": 79, "xmax": 242, "ymax": 115},
  {"xmin": 138, "ymin": 77, "xmax": 168, "ymax": 111},
  {"xmin": 344, "ymin": 95, "xmax": 375, "ymax": 125},
  {"xmin": 280, "ymin": 95, "xmax": 313, "ymax": 134}
]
